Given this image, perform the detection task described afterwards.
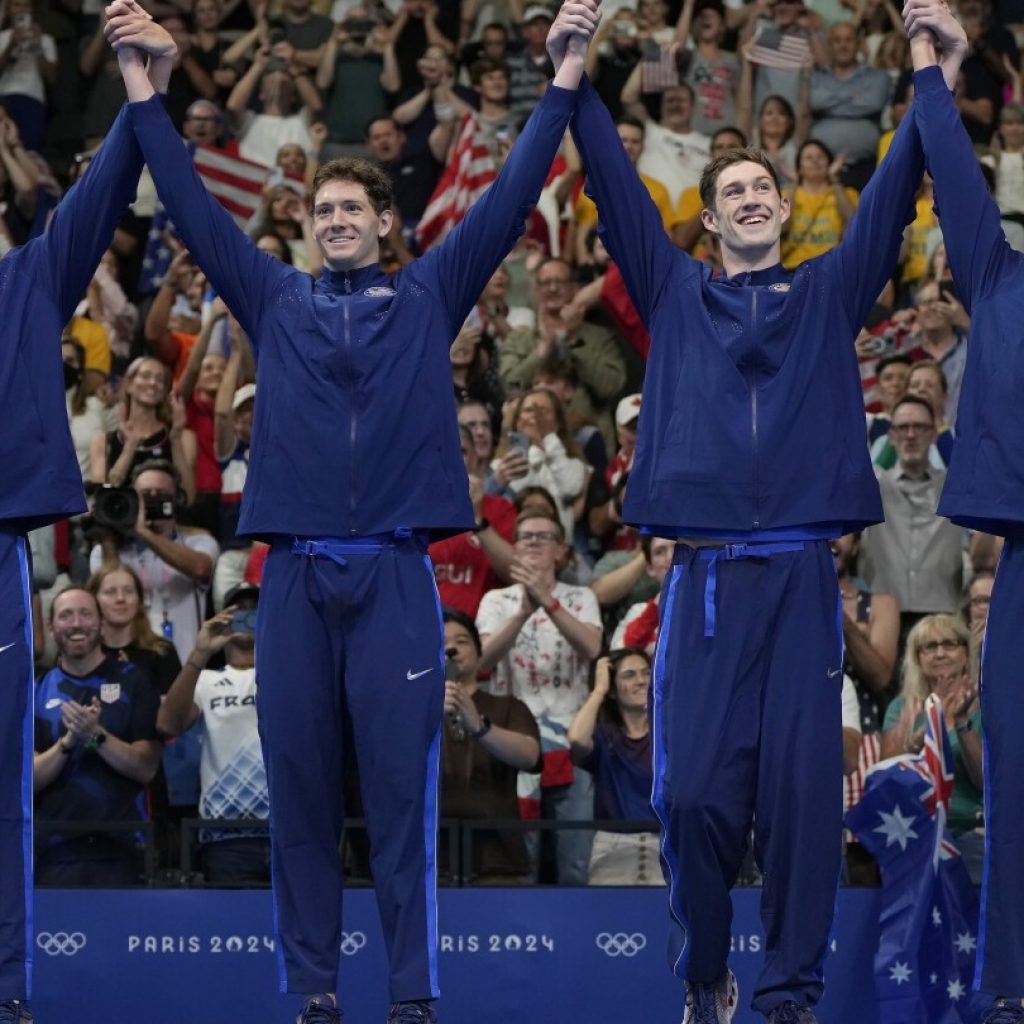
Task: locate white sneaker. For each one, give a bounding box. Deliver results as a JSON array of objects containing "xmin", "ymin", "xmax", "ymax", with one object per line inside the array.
[{"xmin": 682, "ymin": 969, "xmax": 739, "ymax": 1024}]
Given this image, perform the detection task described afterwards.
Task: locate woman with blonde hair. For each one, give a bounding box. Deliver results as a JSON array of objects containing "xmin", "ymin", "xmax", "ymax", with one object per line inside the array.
[
  {"xmin": 88, "ymin": 561, "xmax": 182, "ymax": 694},
  {"xmin": 491, "ymin": 387, "xmax": 586, "ymax": 540},
  {"xmin": 88, "ymin": 355, "xmax": 197, "ymax": 502},
  {"xmin": 880, "ymin": 613, "xmax": 985, "ymax": 879}
]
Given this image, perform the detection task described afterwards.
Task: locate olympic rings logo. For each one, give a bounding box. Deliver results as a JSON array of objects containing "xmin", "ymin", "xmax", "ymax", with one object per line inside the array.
[
  {"xmin": 595, "ymin": 932, "xmax": 647, "ymax": 958},
  {"xmin": 339, "ymin": 932, "xmax": 367, "ymax": 956},
  {"xmin": 37, "ymin": 932, "xmax": 87, "ymax": 956}
]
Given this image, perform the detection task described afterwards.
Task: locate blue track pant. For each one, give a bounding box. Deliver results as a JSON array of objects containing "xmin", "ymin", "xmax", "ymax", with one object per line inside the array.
[
  {"xmin": 255, "ymin": 533, "xmax": 444, "ymax": 1001},
  {"xmin": 0, "ymin": 528, "xmax": 33, "ymax": 1001},
  {"xmin": 651, "ymin": 541, "xmax": 843, "ymax": 1015},
  {"xmin": 975, "ymin": 537, "xmax": 1024, "ymax": 998}
]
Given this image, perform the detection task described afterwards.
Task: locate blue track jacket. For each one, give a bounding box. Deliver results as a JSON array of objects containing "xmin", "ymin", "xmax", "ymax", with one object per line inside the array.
[
  {"xmin": 914, "ymin": 66, "xmax": 1024, "ymax": 536},
  {"xmin": 0, "ymin": 107, "xmax": 143, "ymax": 531},
  {"xmin": 571, "ymin": 77, "xmax": 924, "ymax": 537},
  {"xmin": 127, "ymin": 85, "xmax": 576, "ymax": 541}
]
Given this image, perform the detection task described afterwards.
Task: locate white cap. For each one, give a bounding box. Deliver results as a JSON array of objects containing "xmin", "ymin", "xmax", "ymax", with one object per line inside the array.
[
  {"xmin": 523, "ymin": 4, "xmax": 553, "ymax": 21},
  {"xmin": 615, "ymin": 393, "xmax": 642, "ymax": 427},
  {"xmin": 232, "ymin": 383, "xmax": 256, "ymax": 411}
]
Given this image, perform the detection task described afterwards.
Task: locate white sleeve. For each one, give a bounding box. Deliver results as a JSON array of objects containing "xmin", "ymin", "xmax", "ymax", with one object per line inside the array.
[
  {"xmin": 475, "ymin": 589, "xmax": 506, "ymax": 638},
  {"xmin": 42, "ymin": 34, "xmax": 57, "ymax": 61},
  {"xmin": 841, "ymin": 674, "xmax": 861, "ymax": 733}
]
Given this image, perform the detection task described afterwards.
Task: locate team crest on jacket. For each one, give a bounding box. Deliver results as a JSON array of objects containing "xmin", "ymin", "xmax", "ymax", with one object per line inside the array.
[
  {"xmin": 769, "ymin": 283, "xmax": 790, "ymax": 293},
  {"xmin": 364, "ymin": 286, "xmax": 396, "ymax": 298},
  {"xmin": 100, "ymin": 683, "xmax": 121, "ymax": 704}
]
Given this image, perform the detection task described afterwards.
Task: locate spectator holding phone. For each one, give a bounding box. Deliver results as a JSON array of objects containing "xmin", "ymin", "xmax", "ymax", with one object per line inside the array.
[
  {"xmin": 0, "ymin": 0, "xmax": 56, "ymax": 152},
  {"xmin": 491, "ymin": 387, "xmax": 587, "ymax": 540},
  {"xmin": 907, "ymin": 280, "xmax": 969, "ymax": 428},
  {"xmin": 157, "ymin": 584, "xmax": 269, "ymax": 884}
]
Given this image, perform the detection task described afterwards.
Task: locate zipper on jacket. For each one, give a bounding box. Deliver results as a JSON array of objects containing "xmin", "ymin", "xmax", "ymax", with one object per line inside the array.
[
  {"xmin": 344, "ymin": 272, "xmax": 357, "ymax": 535},
  {"xmin": 749, "ymin": 288, "xmax": 760, "ymax": 530}
]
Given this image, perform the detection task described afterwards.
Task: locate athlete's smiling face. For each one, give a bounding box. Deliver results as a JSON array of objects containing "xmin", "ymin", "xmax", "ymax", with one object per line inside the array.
[
  {"xmin": 701, "ymin": 160, "xmax": 789, "ymax": 259},
  {"xmin": 312, "ymin": 179, "xmax": 393, "ymax": 272}
]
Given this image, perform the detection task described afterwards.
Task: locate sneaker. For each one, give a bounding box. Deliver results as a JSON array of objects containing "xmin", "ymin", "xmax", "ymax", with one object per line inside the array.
[
  {"xmin": 766, "ymin": 1004, "xmax": 816, "ymax": 1024},
  {"xmin": 0, "ymin": 1003, "xmax": 32, "ymax": 1024},
  {"xmin": 387, "ymin": 1001, "xmax": 438, "ymax": 1023},
  {"xmin": 296, "ymin": 994, "xmax": 341, "ymax": 1024},
  {"xmin": 981, "ymin": 1002, "xmax": 1024, "ymax": 1024},
  {"xmin": 683, "ymin": 970, "xmax": 739, "ymax": 1024}
]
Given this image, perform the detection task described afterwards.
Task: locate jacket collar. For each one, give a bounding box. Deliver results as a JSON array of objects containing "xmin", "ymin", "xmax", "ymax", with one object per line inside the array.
[{"xmin": 317, "ymin": 262, "xmax": 391, "ymax": 294}]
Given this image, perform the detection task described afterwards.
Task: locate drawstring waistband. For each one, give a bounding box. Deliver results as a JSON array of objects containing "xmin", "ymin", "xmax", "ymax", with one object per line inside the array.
[
  {"xmin": 290, "ymin": 527, "xmax": 423, "ymax": 568},
  {"xmin": 685, "ymin": 541, "xmax": 806, "ymax": 637}
]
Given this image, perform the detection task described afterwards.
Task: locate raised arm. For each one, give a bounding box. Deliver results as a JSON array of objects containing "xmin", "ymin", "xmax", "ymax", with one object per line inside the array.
[
  {"xmin": 829, "ymin": 92, "xmax": 924, "ymax": 331},
  {"xmin": 106, "ymin": 9, "xmax": 290, "ymax": 342},
  {"xmin": 571, "ymin": 76, "xmax": 688, "ymax": 325},
  {"xmin": 419, "ymin": 0, "xmax": 600, "ymax": 329},
  {"xmin": 904, "ymin": 0, "xmax": 1018, "ymax": 309}
]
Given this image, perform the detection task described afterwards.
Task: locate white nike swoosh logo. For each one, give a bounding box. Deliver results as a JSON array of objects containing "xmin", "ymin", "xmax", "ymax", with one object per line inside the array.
[
  {"xmin": 407, "ymin": 668, "xmax": 434, "ymax": 680},
  {"xmin": 0, "ymin": 643, "xmax": 16, "ymax": 654},
  {"xmin": 827, "ymin": 668, "xmax": 842, "ymax": 678},
  {"xmin": 45, "ymin": 698, "xmax": 63, "ymax": 710}
]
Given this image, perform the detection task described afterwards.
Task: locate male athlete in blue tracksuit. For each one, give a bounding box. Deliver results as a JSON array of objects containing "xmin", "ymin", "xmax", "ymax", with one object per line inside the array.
[
  {"xmin": 565, "ymin": 45, "xmax": 925, "ymax": 1024},
  {"xmin": 106, "ymin": 3, "xmax": 600, "ymax": 1021},
  {"xmin": 0, "ymin": 81, "xmax": 154, "ymax": 1024},
  {"xmin": 904, "ymin": 8, "xmax": 1024, "ymax": 1019}
]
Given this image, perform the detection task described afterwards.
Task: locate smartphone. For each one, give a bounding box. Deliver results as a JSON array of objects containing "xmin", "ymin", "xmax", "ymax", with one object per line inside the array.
[
  {"xmin": 230, "ymin": 609, "xmax": 258, "ymax": 635},
  {"xmin": 507, "ymin": 431, "xmax": 529, "ymax": 455},
  {"xmin": 640, "ymin": 38, "xmax": 661, "ymax": 61},
  {"xmin": 939, "ymin": 282, "xmax": 959, "ymax": 305}
]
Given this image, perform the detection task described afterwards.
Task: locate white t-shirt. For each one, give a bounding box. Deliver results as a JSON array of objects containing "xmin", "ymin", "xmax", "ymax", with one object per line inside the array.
[
  {"xmin": 193, "ymin": 665, "xmax": 268, "ymax": 836},
  {"xmin": 67, "ymin": 393, "xmax": 107, "ymax": 480},
  {"xmin": 841, "ymin": 674, "xmax": 860, "ymax": 733},
  {"xmin": 0, "ymin": 28, "xmax": 56, "ymax": 104},
  {"xmin": 476, "ymin": 581, "xmax": 602, "ymax": 732},
  {"xmin": 637, "ymin": 121, "xmax": 711, "ymax": 208},
  {"xmin": 238, "ymin": 110, "xmax": 312, "ymax": 168},
  {"xmin": 90, "ymin": 532, "xmax": 221, "ymax": 663}
]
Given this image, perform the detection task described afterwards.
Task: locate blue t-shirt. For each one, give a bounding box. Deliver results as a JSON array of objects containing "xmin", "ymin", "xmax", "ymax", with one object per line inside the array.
[
  {"xmin": 34, "ymin": 654, "xmax": 160, "ymax": 846},
  {"xmin": 579, "ymin": 722, "xmax": 654, "ymax": 829}
]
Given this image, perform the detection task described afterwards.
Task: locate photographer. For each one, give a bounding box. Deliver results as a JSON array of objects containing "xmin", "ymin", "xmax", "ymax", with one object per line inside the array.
[
  {"xmin": 33, "ymin": 587, "xmax": 161, "ymax": 886},
  {"xmin": 89, "ymin": 459, "xmax": 219, "ymax": 664},
  {"xmin": 157, "ymin": 585, "xmax": 269, "ymax": 884}
]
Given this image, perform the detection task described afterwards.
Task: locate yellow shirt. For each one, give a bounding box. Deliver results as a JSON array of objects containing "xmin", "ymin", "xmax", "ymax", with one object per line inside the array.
[
  {"xmin": 674, "ymin": 186, "xmax": 702, "ymax": 227},
  {"xmin": 781, "ymin": 186, "xmax": 860, "ymax": 269},
  {"xmin": 902, "ymin": 194, "xmax": 937, "ymax": 286},
  {"xmin": 877, "ymin": 129, "xmax": 894, "ymax": 165},
  {"xmin": 575, "ymin": 172, "xmax": 674, "ymax": 232},
  {"xmin": 69, "ymin": 316, "xmax": 111, "ymax": 376}
]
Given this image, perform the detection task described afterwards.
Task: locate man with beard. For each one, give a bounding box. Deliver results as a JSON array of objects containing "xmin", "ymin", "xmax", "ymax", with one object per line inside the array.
[{"xmin": 33, "ymin": 587, "xmax": 161, "ymax": 886}]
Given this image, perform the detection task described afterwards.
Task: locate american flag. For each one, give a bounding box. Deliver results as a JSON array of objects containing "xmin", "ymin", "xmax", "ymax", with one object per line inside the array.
[
  {"xmin": 845, "ymin": 694, "xmax": 988, "ymax": 1023},
  {"xmin": 137, "ymin": 144, "xmax": 302, "ymax": 293},
  {"xmin": 641, "ymin": 45, "xmax": 681, "ymax": 93},
  {"xmin": 415, "ymin": 112, "xmax": 498, "ymax": 252},
  {"xmin": 746, "ymin": 25, "xmax": 811, "ymax": 71}
]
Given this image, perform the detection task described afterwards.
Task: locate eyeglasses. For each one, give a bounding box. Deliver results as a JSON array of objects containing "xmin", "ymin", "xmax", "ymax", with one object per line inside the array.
[
  {"xmin": 917, "ymin": 638, "xmax": 966, "ymax": 655},
  {"xmin": 889, "ymin": 422, "xmax": 934, "ymax": 436},
  {"xmin": 969, "ymin": 595, "xmax": 991, "ymax": 607},
  {"xmin": 515, "ymin": 530, "xmax": 561, "ymax": 544}
]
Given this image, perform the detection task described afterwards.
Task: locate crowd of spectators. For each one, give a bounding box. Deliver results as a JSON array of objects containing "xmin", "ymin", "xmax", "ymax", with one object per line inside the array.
[{"xmin": 20, "ymin": 0, "xmax": 1020, "ymax": 888}]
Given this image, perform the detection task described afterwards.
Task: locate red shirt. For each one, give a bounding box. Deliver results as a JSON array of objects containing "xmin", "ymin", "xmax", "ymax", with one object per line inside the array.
[
  {"xmin": 428, "ymin": 494, "xmax": 516, "ymax": 617},
  {"xmin": 186, "ymin": 393, "xmax": 221, "ymax": 493}
]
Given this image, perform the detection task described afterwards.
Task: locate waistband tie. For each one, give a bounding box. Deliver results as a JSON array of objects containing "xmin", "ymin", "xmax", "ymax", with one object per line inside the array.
[
  {"xmin": 291, "ymin": 527, "xmax": 418, "ymax": 568},
  {"xmin": 696, "ymin": 541, "xmax": 805, "ymax": 637}
]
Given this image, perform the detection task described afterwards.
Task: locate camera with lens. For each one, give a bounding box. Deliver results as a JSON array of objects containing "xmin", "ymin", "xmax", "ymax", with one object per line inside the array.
[{"xmin": 90, "ymin": 485, "xmax": 175, "ymax": 533}]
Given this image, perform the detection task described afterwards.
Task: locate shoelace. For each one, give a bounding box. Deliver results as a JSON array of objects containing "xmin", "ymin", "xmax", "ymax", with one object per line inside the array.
[
  {"xmin": 389, "ymin": 1003, "xmax": 437, "ymax": 1024},
  {"xmin": 769, "ymin": 1004, "xmax": 814, "ymax": 1024},
  {"xmin": 984, "ymin": 1006, "xmax": 1024, "ymax": 1024},
  {"xmin": 298, "ymin": 999, "xmax": 341, "ymax": 1024},
  {"xmin": 690, "ymin": 986, "xmax": 723, "ymax": 1024}
]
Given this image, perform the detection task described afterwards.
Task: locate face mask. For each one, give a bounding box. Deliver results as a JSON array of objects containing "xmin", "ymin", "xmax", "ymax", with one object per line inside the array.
[{"xmin": 63, "ymin": 362, "xmax": 82, "ymax": 391}]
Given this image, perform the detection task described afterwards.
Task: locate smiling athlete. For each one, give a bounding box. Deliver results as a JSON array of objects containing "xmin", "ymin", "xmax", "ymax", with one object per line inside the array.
[
  {"xmin": 103, "ymin": 1, "xmax": 599, "ymax": 1022},
  {"xmin": 561, "ymin": 30, "xmax": 930, "ymax": 1024}
]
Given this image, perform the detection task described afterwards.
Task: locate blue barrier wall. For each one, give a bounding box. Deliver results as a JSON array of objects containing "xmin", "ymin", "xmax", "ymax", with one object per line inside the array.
[{"xmin": 33, "ymin": 888, "xmax": 882, "ymax": 1023}]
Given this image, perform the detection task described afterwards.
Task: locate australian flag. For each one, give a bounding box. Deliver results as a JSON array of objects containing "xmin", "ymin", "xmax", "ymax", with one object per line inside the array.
[{"xmin": 846, "ymin": 694, "xmax": 987, "ymax": 1024}]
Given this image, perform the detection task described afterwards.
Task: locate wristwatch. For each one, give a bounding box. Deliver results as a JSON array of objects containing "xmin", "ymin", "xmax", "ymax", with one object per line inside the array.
[
  {"xmin": 469, "ymin": 716, "xmax": 492, "ymax": 740},
  {"xmin": 85, "ymin": 729, "xmax": 108, "ymax": 751}
]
